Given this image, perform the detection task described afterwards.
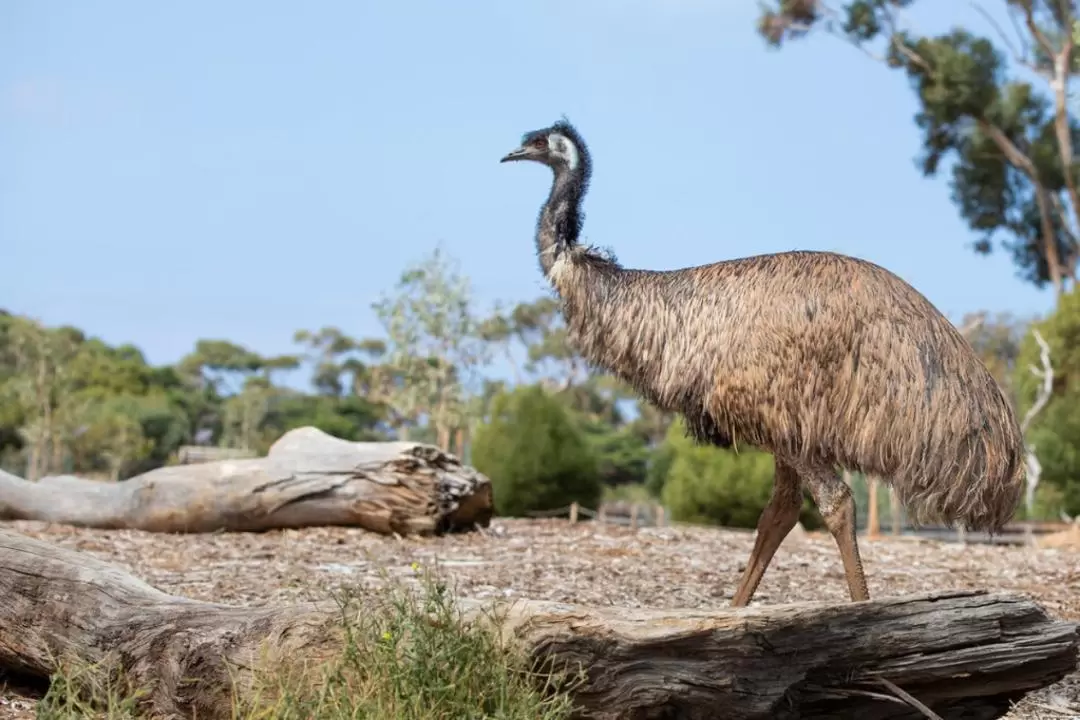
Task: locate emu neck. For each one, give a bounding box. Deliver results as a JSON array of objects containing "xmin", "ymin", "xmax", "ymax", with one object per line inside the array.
[{"xmin": 536, "ymin": 169, "xmax": 583, "ymax": 279}]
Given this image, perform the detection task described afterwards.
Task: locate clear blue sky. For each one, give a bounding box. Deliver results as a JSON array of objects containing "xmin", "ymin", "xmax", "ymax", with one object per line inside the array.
[{"xmin": 1, "ymin": 1, "xmax": 1054, "ymax": 377}]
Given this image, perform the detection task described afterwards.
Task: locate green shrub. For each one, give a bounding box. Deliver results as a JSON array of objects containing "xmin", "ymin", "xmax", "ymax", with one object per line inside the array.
[
  {"xmin": 579, "ymin": 419, "xmax": 650, "ymax": 487},
  {"xmin": 1014, "ymin": 291, "xmax": 1080, "ymax": 517},
  {"xmin": 601, "ymin": 482, "xmax": 654, "ymax": 505},
  {"xmin": 471, "ymin": 385, "xmax": 602, "ymax": 517},
  {"xmin": 657, "ymin": 419, "xmax": 823, "ymax": 530},
  {"xmin": 644, "ymin": 438, "xmax": 676, "ymax": 498}
]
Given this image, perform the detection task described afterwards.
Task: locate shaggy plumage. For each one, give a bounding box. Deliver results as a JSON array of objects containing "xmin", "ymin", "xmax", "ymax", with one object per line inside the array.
[{"xmin": 501, "ymin": 118, "xmax": 1025, "ymax": 606}]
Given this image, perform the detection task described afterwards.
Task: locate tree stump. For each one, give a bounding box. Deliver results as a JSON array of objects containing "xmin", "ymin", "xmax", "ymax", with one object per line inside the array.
[
  {"xmin": 0, "ymin": 528, "xmax": 1075, "ymax": 720},
  {"xmin": 0, "ymin": 427, "xmax": 493, "ymax": 535}
]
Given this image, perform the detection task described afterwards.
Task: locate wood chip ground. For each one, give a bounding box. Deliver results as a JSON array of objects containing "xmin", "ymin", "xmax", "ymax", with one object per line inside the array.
[{"xmin": 1, "ymin": 518, "xmax": 1078, "ymax": 719}]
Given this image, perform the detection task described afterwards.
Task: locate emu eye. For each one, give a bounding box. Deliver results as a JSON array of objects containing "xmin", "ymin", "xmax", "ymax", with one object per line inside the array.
[{"xmin": 532, "ymin": 137, "xmax": 547, "ymax": 149}]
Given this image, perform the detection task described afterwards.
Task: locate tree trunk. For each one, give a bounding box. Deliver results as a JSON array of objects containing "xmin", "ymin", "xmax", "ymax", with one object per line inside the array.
[
  {"xmin": 0, "ymin": 426, "xmax": 492, "ymax": 536},
  {"xmin": 25, "ymin": 442, "xmax": 40, "ymax": 484},
  {"xmin": 0, "ymin": 529, "xmax": 1074, "ymax": 720},
  {"xmin": 867, "ymin": 475, "xmax": 880, "ymax": 538},
  {"xmin": 889, "ymin": 486, "xmax": 902, "ymax": 536}
]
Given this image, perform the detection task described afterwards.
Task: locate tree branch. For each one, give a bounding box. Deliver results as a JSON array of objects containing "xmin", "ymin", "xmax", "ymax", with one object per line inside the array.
[
  {"xmin": 1048, "ymin": 190, "xmax": 1080, "ymax": 248},
  {"xmin": 1030, "ymin": 0, "xmax": 1080, "ymax": 281},
  {"xmin": 956, "ymin": 313, "xmax": 986, "ymax": 336},
  {"xmin": 1021, "ymin": 328, "xmax": 1054, "ymax": 435},
  {"xmin": 782, "ymin": 2, "xmax": 933, "ymax": 70},
  {"xmin": 1021, "ymin": 328, "xmax": 1053, "ymax": 521},
  {"xmin": 977, "ymin": 120, "xmax": 1067, "ymax": 294},
  {"xmin": 1014, "ymin": 0, "xmax": 1060, "ymax": 62}
]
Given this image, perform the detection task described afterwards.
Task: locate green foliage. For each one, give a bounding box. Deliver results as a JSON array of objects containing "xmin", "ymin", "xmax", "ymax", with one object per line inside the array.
[
  {"xmin": 658, "ymin": 420, "xmax": 771, "ymax": 528},
  {"xmin": 0, "ymin": 310, "xmax": 391, "ymax": 478},
  {"xmin": 480, "ymin": 297, "xmax": 577, "ymax": 385},
  {"xmin": 1015, "ymin": 289, "xmax": 1080, "ymax": 517},
  {"xmin": 0, "ymin": 316, "xmax": 195, "ymax": 478},
  {"xmin": 221, "ymin": 380, "xmax": 274, "ymax": 451},
  {"xmin": 961, "ymin": 311, "xmax": 1031, "ymax": 409},
  {"xmin": 580, "ymin": 418, "xmax": 650, "ymax": 487},
  {"xmin": 656, "ymin": 419, "xmax": 823, "ymax": 530},
  {"xmin": 1025, "ymin": 401, "xmax": 1080, "ymax": 515},
  {"xmin": 471, "ymin": 386, "xmax": 602, "ymax": 517},
  {"xmin": 266, "ymin": 393, "xmax": 385, "ymax": 445},
  {"xmin": 124, "ymin": 391, "xmax": 192, "ymax": 472},
  {"xmin": 293, "ymin": 326, "xmax": 390, "ymax": 400},
  {"xmin": 758, "ymin": 1, "xmax": 1080, "ymax": 292},
  {"xmin": 601, "ymin": 482, "xmax": 654, "ymax": 505},
  {"xmin": 645, "ymin": 440, "xmax": 675, "ymax": 498}
]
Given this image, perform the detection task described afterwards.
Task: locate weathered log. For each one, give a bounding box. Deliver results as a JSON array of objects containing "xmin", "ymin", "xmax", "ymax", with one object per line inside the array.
[
  {"xmin": 0, "ymin": 426, "xmax": 492, "ymax": 535},
  {"xmin": 0, "ymin": 529, "xmax": 1075, "ymax": 720}
]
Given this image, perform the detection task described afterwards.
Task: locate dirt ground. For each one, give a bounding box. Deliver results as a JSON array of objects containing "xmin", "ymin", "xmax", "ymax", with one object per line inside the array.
[{"xmin": 1, "ymin": 517, "xmax": 1078, "ymax": 719}]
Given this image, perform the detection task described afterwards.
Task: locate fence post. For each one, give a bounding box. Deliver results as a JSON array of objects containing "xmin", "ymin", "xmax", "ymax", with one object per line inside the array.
[
  {"xmin": 865, "ymin": 474, "xmax": 880, "ymax": 539},
  {"xmin": 630, "ymin": 503, "xmax": 639, "ymax": 530},
  {"xmin": 569, "ymin": 502, "xmax": 579, "ymax": 524},
  {"xmin": 889, "ymin": 486, "xmax": 902, "ymax": 536},
  {"xmin": 656, "ymin": 505, "xmax": 665, "ymax": 527}
]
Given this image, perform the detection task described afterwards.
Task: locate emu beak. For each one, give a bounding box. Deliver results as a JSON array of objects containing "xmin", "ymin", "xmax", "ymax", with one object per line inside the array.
[{"xmin": 500, "ymin": 146, "xmax": 530, "ymax": 163}]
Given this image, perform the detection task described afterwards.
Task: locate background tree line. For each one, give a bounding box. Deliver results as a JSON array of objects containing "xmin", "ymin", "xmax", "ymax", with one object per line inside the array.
[
  {"xmin": 2, "ymin": 241, "xmax": 1074, "ymax": 527},
  {"xmin": 7, "ymin": 1, "xmax": 1080, "ymax": 528}
]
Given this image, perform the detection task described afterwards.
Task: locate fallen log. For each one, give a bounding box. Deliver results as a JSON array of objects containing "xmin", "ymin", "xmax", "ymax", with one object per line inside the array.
[
  {"xmin": 0, "ymin": 426, "xmax": 492, "ymax": 535},
  {"xmin": 0, "ymin": 529, "xmax": 1075, "ymax": 720}
]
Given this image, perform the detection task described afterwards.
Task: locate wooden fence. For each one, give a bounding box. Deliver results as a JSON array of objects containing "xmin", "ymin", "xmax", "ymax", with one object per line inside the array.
[
  {"xmin": 526, "ymin": 501, "xmax": 669, "ymax": 529},
  {"xmin": 175, "ymin": 446, "xmax": 258, "ymax": 465},
  {"xmin": 524, "ymin": 501, "xmax": 1073, "ymax": 547}
]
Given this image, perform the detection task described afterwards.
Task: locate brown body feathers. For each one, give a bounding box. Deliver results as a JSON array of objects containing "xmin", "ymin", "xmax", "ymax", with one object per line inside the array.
[{"xmin": 551, "ymin": 247, "xmax": 1024, "ymax": 532}]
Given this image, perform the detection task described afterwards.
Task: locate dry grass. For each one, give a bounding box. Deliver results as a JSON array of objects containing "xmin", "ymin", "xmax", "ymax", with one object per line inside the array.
[{"xmin": 1, "ymin": 517, "xmax": 1078, "ymax": 719}]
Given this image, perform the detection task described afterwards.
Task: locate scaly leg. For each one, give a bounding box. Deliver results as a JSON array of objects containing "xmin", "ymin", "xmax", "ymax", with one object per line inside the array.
[
  {"xmin": 803, "ymin": 466, "xmax": 870, "ymax": 602},
  {"xmin": 730, "ymin": 458, "xmax": 804, "ymax": 607}
]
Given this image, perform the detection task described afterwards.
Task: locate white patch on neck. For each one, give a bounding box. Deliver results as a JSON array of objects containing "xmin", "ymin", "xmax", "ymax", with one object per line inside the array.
[
  {"xmin": 548, "ymin": 133, "xmax": 580, "ymax": 170},
  {"xmin": 547, "ymin": 252, "xmax": 572, "ymax": 286}
]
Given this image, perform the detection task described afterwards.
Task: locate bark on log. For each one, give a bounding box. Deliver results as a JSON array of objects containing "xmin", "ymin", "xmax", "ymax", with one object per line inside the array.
[
  {"xmin": 0, "ymin": 427, "xmax": 493, "ymax": 535},
  {"xmin": 0, "ymin": 529, "xmax": 1075, "ymax": 720}
]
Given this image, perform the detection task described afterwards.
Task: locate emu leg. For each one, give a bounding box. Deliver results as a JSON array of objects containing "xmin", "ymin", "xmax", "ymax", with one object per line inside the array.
[
  {"xmin": 803, "ymin": 467, "xmax": 870, "ymax": 602},
  {"xmin": 730, "ymin": 459, "xmax": 803, "ymax": 607}
]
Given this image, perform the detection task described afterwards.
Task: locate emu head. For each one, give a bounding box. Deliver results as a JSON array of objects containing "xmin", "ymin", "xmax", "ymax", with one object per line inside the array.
[{"xmin": 500, "ymin": 119, "xmax": 591, "ymax": 179}]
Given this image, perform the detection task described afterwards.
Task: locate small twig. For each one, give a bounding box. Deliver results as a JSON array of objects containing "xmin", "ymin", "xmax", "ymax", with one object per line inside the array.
[
  {"xmin": 878, "ymin": 2, "xmax": 933, "ymax": 71},
  {"xmin": 876, "ymin": 677, "xmax": 945, "ymax": 720},
  {"xmin": 1007, "ymin": 2, "xmax": 1034, "ymax": 58},
  {"xmin": 971, "ymin": 2, "xmax": 1023, "ymax": 60},
  {"xmin": 970, "ymin": 1, "xmax": 1043, "ymax": 74},
  {"xmin": 957, "ymin": 313, "xmax": 985, "ymax": 336},
  {"xmin": 1024, "ymin": 700, "xmax": 1080, "ymax": 715},
  {"xmin": 1014, "ymin": 0, "xmax": 1058, "ymax": 62},
  {"xmin": 805, "ymin": 685, "xmax": 909, "ymax": 705}
]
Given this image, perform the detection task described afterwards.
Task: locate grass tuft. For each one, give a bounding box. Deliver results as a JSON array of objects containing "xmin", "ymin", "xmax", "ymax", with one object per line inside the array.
[
  {"xmin": 36, "ymin": 657, "xmax": 145, "ymax": 720},
  {"xmin": 34, "ymin": 563, "xmax": 582, "ymax": 719}
]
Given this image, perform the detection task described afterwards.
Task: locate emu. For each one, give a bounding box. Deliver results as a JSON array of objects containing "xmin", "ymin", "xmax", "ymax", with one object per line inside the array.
[{"xmin": 500, "ymin": 119, "xmax": 1025, "ymax": 606}]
